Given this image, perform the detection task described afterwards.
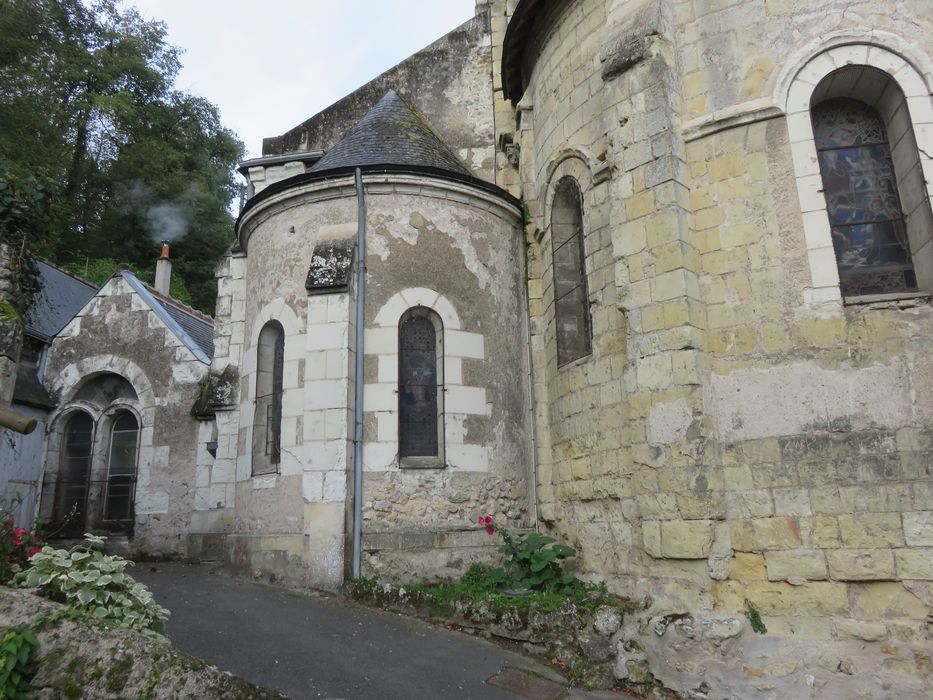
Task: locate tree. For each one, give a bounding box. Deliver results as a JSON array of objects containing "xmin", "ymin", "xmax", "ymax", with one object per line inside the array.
[{"xmin": 0, "ymin": 0, "xmax": 243, "ymax": 313}]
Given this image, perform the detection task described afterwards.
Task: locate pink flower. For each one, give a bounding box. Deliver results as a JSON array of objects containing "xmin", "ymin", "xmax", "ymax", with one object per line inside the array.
[
  {"xmin": 484, "ymin": 515, "xmax": 492, "ymax": 525},
  {"xmin": 27, "ymin": 547, "xmax": 41, "ymax": 558},
  {"xmin": 485, "ymin": 525, "xmax": 495, "ymax": 535},
  {"xmin": 12, "ymin": 538, "xmax": 21, "ymax": 547},
  {"xmin": 477, "ymin": 516, "xmax": 484, "ymax": 524},
  {"xmin": 13, "ymin": 528, "xmax": 27, "ymax": 537}
]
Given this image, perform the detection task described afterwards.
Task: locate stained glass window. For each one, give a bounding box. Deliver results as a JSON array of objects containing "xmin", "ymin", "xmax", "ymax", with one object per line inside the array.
[
  {"xmin": 551, "ymin": 177, "xmax": 591, "ymax": 365},
  {"xmin": 812, "ymin": 98, "xmax": 917, "ymax": 296},
  {"xmin": 399, "ymin": 314, "xmax": 438, "ymax": 458}
]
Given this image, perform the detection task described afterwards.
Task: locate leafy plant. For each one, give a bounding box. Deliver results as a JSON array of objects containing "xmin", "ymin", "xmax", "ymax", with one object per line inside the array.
[
  {"xmin": 744, "ymin": 600, "xmax": 767, "ymax": 634},
  {"xmin": 0, "ymin": 626, "xmax": 37, "ymax": 700},
  {"xmin": 477, "ymin": 515, "xmax": 582, "ymax": 593},
  {"xmin": 13, "ymin": 535, "xmax": 169, "ymax": 633}
]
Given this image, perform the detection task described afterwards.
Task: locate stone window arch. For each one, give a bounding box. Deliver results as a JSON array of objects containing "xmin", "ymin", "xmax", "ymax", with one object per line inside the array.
[
  {"xmin": 252, "ymin": 320, "xmax": 284, "ymax": 474},
  {"xmin": 782, "ymin": 42, "xmax": 933, "ymax": 304},
  {"xmin": 551, "ymin": 176, "xmax": 591, "ymax": 365},
  {"xmin": 398, "ymin": 307, "xmax": 444, "ymax": 467}
]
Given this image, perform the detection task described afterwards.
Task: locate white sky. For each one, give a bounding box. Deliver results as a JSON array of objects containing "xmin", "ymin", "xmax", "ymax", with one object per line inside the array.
[{"xmin": 123, "ymin": 1, "xmax": 477, "ymax": 161}]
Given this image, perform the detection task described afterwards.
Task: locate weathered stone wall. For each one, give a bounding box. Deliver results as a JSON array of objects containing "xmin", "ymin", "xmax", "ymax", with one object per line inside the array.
[
  {"xmin": 41, "ymin": 276, "xmax": 208, "ymax": 555},
  {"xmin": 207, "ymin": 172, "xmax": 529, "ymax": 588},
  {"xmin": 261, "ymin": 8, "xmax": 497, "ymax": 181},
  {"xmin": 502, "ymin": 0, "xmax": 933, "ymax": 694}
]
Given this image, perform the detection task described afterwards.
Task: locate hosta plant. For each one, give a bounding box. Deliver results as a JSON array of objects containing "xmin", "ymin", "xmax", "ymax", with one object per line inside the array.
[{"xmin": 14, "ymin": 535, "xmax": 169, "ymax": 633}]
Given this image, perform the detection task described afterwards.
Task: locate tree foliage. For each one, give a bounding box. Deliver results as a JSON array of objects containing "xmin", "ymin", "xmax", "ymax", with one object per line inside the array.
[{"xmin": 0, "ymin": 0, "xmax": 243, "ymax": 313}]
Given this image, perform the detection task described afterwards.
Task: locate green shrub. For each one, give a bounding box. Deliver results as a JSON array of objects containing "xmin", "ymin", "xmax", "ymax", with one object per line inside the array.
[
  {"xmin": 0, "ymin": 626, "xmax": 37, "ymax": 699},
  {"xmin": 13, "ymin": 535, "xmax": 169, "ymax": 633}
]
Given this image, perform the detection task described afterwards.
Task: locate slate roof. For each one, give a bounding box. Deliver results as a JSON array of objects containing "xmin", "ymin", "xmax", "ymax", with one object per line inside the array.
[
  {"xmin": 309, "ymin": 90, "xmax": 472, "ymax": 177},
  {"xmin": 25, "ymin": 261, "xmax": 98, "ymax": 341},
  {"xmin": 13, "ymin": 362, "xmax": 55, "ymax": 410}
]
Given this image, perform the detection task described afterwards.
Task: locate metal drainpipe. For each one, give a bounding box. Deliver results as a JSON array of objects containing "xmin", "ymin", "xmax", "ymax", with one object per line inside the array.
[
  {"xmin": 352, "ymin": 168, "xmax": 366, "ymax": 579},
  {"xmin": 524, "ymin": 243, "xmax": 540, "ymax": 533}
]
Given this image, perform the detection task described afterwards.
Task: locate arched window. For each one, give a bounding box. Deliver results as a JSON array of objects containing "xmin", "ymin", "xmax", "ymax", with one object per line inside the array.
[
  {"xmin": 102, "ymin": 411, "xmax": 139, "ymax": 523},
  {"xmin": 398, "ymin": 308, "xmax": 444, "ymax": 466},
  {"xmin": 813, "ymin": 97, "xmax": 916, "ymax": 296},
  {"xmin": 551, "ymin": 176, "xmax": 591, "ymax": 365},
  {"xmin": 253, "ymin": 321, "xmax": 284, "ymax": 474},
  {"xmin": 53, "ymin": 412, "xmax": 94, "ymax": 527}
]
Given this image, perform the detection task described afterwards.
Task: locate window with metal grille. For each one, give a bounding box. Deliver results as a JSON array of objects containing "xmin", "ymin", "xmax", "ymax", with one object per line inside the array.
[
  {"xmin": 812, "ymin": 98, "xmax": 917, "ymax": 297},
  {"xmin": 253, "ymin": 321, "xmax": 284, "ymax": 473},
  {"xmin": 551, "ymin": 177, "xmax": 591, "ymax": 366},
  {"xmin": 53, "ymin": 411, "xmax": 93, "ymax": 529},
  {"xmin": 398, "ymin": 310, "xmax": 442, "ymax": 461},
  {"xmin": 102, "ymin": 411, "xmax": 138, "ymax": 523}
]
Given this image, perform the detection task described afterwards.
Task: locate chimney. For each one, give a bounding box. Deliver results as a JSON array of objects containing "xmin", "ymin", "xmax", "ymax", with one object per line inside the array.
[{"xmin": 155, "ymin": 241, "xmax": 171, "ymax": 296}]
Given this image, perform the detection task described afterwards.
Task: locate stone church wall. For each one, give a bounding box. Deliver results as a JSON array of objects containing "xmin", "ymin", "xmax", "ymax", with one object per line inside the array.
[{"xmin": 502, "ymin": 0, "xmax": 933, "ymax": 693}]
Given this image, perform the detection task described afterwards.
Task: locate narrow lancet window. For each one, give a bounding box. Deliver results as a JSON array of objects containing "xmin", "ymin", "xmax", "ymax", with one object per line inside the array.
[
  {"xmin": 399, "ymin": 310, "xmax": 442, "ymax": 462},
  {"xmin": 103, "ymin": 411, "xmax": 139, "ymax": 523},
  {"xmin": 253, "ymin": 321, "xmax": 284, "ymax": 473},
  {"xmin": 551, "ymin": 177, "xmax": 591, "ymax": 365}
]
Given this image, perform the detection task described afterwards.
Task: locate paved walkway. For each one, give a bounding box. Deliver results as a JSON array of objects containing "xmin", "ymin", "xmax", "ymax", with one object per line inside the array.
[{"xmin": 134, "ymin": 562, "xmax": 631, "ymax": 700}]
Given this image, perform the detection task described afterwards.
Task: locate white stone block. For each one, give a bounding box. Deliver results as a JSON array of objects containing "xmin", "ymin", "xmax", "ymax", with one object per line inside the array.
[
  {"xmin": 283, "ymin": 359, "xmax": 301, "ymax": 389},
  {"xmin": 808, "ymin": 246, "xmax": 841, "ymax": 288},
  {"xmin": 446, "ymin": 386, "xmax": 488, "ymax": 415},
  {"xmin": 135, "ymin": 490, "xmax": 169, "ymax": 515},
  {"xmin": 326, "ymin": 349, "xmax": 348, "ymax": 379},
  {"xmin": 376, "ymin": 411, "xmax": 398, "ymax": 442},
  {"xmin": 323, "ymin": 472, "xmax": 347, "ymax": 502},
  {"xmin": 301, "ymin": 472, "xmax": 324, "ymax": 503},
  {"xmin": 252, "ymin": 475, "xmax": 276, "ymax": 490},
  {"xmin": 444, "ymin": 413, "xmax": 467, "ymax": 445},
  {"xmin": 325, "ymin": 409, "xmax": 348, "ymax": 440},
  {"xmin": 831, "ymin": 44, "xmax": 869, "ymax": 67},
  {"xmin": 432, "ymin": 295, "xmax": 461, "ymax": 329},
  {"xmin": 374, "ymin": 293, "xmax": 410, "ymax": 327},
  {"xmin": 212, "ymin": 460, "xmax": 235, "ymax": 483},
  {"xmin": 378, "ymin": 354, "xmax": 399, "ymax": 383},
  {"xmin": 306, "ymin": 380, "xmax": 348, "ymax": 410},
  {"xmin": 801, "ymin": 211, "xmax": 833, "ymax": 250},
  {"xmin": 401, "ymin": 287, "xmax": 440, "ymax": 309},
  {"xmin": 195, "ymin": 487, "xmax": 212, "ymax": 511},
  {"xmin": 797, "ymin": 51, "xmax": 837, "ymax": 86},
  {"xmin": 305, "ymin": 352, "xmax": 327, "ymax": 381},
  {"xmin": 282, "ymin": 386, "xmax": 305, "ymax": 416},
  {"xmin": 307, "ymin": 297, "xmax": 329, "ymax": 325},
  {"xmin": 363, "ymin": 441, "xmax": 397, "ymax": 470},
  {"xmin": 209, "ymin": 483, "xmax": 228, "ymax": 508},
  {"xmin": 196, "ymin": 465, "xmax": 210, "ymax": 488},
  {"xmin": 307, "ymin": 322, "xmax": 347, "ymax": 351},
  {"xmin": 867, "ymin": 46, "xmax": 908, "ymax": 77},
  {"xmin": 906, "ymin": 95, "xmax": 933, "ymax": 124},
  {"xmin": 279, "ymin": 446, "xmax": 303, "ymax": 476},
  {"xmin": 447, "ymin": 444, "xmax": 490, "ymax": 472},
  {"xmin": 365, "ymin": 327, "xmax": 398, "ymax": 354},
  {"xmin": 790, "ymin": 140, "xmax": 819, "ymax": 177},
  {"xmin": 446, "ymin": 330, "xmax": 484, "ymax": 359},
  {"xmin": 304, "ymin": 412, "xmax": 325, "ymax": 441},
  {"xmin": 280, "ymin": 414, "xmax": 298, "ymax": 447},
  {"xmin": 786, "ymin": 78, "xmax": 814, "ymax": 113},
  {"xmin": 795, "ymin": 173, "xmax": 827, "ymax": 213},
  {"xmin": 364, "ymin": 383, "xmax": 397, "ymax": 412},
  {"xmin": 444, "ymin": 357, "xmax": 462, "ymax": 385},
  {"xmin": 327, "ymin": 294, "xmax": 350, "ymax": 323},
  {"xmin": 307, "ymin": 440, "xmax": 346, "ymax": 471}
]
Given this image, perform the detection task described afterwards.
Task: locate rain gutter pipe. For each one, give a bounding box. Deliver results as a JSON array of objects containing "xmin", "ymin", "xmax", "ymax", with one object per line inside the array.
[{"xmin": 352, "ymin": 168, "xmax": 366, "ymax": 579}]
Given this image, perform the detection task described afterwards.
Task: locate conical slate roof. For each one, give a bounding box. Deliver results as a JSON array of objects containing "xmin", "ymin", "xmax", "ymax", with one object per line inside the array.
[{"xmin": 309, "ymin": 90, "xmax": 472, "ymax": 177}]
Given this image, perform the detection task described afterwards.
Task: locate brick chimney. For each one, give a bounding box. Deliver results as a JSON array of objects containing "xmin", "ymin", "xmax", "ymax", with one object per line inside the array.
[{"xmin": 155, "ymin": 241, "xmax": 171, "ymax": 296}]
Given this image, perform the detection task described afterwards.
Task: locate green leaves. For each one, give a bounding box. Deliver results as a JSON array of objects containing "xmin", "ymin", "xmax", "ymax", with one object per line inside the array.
[
  {"xmin": 483, "ymin": 518, "xmax": 582, "ymax": 594},
  {"xmin": 0, "ymin": 626, "xmax": 37, "ymax": 699},
  {"xmin": 12, "ymin": 535, "xmax": 169, "ymax": 633}
]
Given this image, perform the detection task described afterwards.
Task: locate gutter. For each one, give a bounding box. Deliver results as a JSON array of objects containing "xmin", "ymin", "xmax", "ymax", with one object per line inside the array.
[
  {"xmin": 351, "ymin": 168, "xmax": 366, "ymax": 579},
  {"xmin": 236, "ymin": 150, "xmax": 325, "ymax": 176},
  {"xmin": 120, "ymin": 271, "xmax": 212, "ymax": 365}
]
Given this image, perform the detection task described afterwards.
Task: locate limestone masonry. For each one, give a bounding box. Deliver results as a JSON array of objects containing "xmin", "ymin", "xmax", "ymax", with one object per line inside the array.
[{"xmin": 4, "ymin": 1, "xmax": 932, "ymax": 697}]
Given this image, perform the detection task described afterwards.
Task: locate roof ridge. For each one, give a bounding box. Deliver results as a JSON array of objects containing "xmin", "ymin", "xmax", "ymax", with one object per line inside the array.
[{"xmin": 140, "ymin": 280, "xmax": 215, "ymax": 325}]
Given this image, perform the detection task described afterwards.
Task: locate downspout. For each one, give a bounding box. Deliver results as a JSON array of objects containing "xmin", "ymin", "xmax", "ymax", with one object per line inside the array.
[
  {"xmin": 352, "ymin": 168, "xmax": 366, "ymax": 579},
  {"xmin": 524, "ymin": 247, "xmax": 540, "ymax": 533}
]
